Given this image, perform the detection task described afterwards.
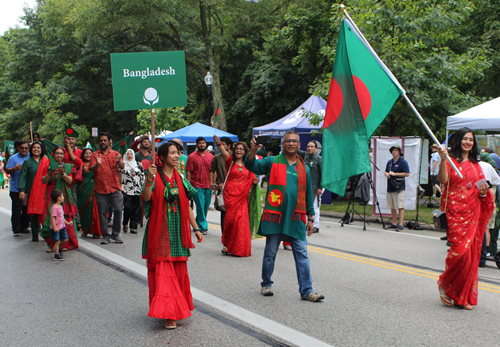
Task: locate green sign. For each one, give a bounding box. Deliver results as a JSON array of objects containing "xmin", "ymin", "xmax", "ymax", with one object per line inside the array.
[
  {"xmin": 4, "ymin": 141, "xmax": 15, "ymax": 157},
  {"xmin": 110, "ymin": 51, "xmax": 187, "ymax": 111}
]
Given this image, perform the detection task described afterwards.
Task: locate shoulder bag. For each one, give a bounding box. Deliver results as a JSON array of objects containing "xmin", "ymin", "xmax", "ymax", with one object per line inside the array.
[
  {"xmin": 215, "ymin": 161, "xmax": 234, "ymax": 212},
  {"xmin": 432, "ymin": 165, "xmax": 450, "ymax": 231}
]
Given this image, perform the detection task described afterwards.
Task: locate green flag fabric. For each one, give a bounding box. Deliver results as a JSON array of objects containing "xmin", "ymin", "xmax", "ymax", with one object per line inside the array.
[
  {"xmin": 112, "ymin": 134, "xmax": 134, "ymax": 155},
  {"xmin": 322, "ymin": 19, "xmax": 404, "ymax": 196},
  {"xmin": 42, "ymin": 139, "xmax": 61, "ymax": 170}
]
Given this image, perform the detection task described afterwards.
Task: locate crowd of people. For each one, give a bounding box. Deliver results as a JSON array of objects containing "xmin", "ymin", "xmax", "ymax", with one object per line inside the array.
[{"xmin": 3, "ymin": 126, "xmax": 500, "ymax": 327}]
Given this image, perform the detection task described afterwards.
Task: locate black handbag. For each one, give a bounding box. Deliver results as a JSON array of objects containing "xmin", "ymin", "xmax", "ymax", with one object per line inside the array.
[
  {"xmin": 432, "ymin": 167, "xmax": 450, "ymax": 231},
  {"xmin": 389, "ymin": 177, "xmax": 405, "ymax": 192}
]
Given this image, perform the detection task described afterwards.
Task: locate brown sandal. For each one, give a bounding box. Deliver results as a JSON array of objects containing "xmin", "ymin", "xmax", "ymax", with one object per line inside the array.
[
  {"xmin": 439, "ymin": 287, "xmax": 452, "ymax": 307},
  {"xmin": 165, "ymin": 319, "xmax": 176, "ymax": 329}
]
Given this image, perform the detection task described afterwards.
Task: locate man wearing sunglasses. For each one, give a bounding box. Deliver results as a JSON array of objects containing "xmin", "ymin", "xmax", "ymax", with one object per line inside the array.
[{"xmin": 5, "ymin": 140, "xmax": 30, "ymax": 235}]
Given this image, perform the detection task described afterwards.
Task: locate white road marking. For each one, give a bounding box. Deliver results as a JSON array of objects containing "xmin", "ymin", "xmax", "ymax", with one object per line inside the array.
[{"xmin": 0, "ymin": 207, "xmax": 334, "ymax": 347}]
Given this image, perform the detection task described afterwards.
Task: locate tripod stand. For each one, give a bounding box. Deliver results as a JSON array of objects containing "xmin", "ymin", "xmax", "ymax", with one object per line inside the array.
[{"xmin": 421, "ymin": 194, "xmax": 440, "ymax": 208}]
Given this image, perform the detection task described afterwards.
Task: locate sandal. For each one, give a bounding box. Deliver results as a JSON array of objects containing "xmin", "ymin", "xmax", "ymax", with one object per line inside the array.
[
  {"xmin": 221, "ymin": 247, "xmax": 228, "ymax": 255},
  {"xmin": 439, "ymin": 286, "xmax": 452, "ymax": 307},
  {"xmin": 460, "ymin": 303, "xmax": 473, "ymax": 310},
  {"xmin": 46, "ymin": 247, "xmax": 53, "ymax": 253},
  {"xmin": 165, "ymin": 319, "xmax": 176, "ymax": 329}
]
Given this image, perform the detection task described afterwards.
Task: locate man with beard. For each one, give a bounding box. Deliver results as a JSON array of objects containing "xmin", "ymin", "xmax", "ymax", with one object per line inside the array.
[
  {"xmin": 245, "ymin": 131, "xmax": 323, "ymax": 302},
  {"xmin": 304, "ymin": 141, "xmax": 322, "ymax": 233},
  {"xmin": 90, "ymin": 132, "xmax": 125, "ymax": 244},
  {"xmin": 186, "ymin": 137, "xmax": 214, "ymax": 235},
  {"xmin": 132, "ymin": 135, "xmax": 152, "ymax": 168}
]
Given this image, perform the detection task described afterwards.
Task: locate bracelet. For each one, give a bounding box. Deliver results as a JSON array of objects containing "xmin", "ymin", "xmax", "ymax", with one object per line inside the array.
[
  {"xmin": 145, "ymin": 176, "xmax": 154, "ymax": 183},
  {"xmin": 480, "ymin": 193, "xmax": 487, "ymax": 198},
  {"xmin": 308, "ymin": 219, "xmax": 313, "ymax": 222},
  {"xmin": 145, "ymin": 180, "xmax": 154, "ymax": 186},
  {"xmin": 216, "ymin": 142, "xmax": 222, "ymax": 147}
]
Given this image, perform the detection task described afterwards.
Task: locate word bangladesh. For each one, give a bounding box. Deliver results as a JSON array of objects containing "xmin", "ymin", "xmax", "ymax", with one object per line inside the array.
[{"xmin": 122, "ymin": 67, "xmax": 176, "ymax": 79}]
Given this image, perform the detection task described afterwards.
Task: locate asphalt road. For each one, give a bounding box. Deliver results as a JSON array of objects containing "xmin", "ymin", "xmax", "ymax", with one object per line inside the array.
[{"xmin": 1, "ymin": 188, "xmax": 499, "ymax": 347}]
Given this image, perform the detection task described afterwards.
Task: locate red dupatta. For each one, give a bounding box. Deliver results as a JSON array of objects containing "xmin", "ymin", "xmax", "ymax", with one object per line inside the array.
[
  {"xmin": 144, "ymin": 158, "xmax": 194, "ymax": 263},
  {"xmin": 438, "ymin": 158, "xmax": 495, "ymax": 306},
  {"xmin": 27, "ymin": 157, "xmax": 49, "ymax": 217}
]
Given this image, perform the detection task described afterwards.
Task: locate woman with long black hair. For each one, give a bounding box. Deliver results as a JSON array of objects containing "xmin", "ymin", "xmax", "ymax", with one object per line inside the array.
[{"xmin": 436, "ymin": 127, "xmax": 494, "ymax": 309}]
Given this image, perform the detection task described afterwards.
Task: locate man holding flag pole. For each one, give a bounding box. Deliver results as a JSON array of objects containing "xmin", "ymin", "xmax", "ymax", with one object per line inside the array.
[{"xmin": 322, "ymin": 5, "xmax": 462, "ymax": 200}]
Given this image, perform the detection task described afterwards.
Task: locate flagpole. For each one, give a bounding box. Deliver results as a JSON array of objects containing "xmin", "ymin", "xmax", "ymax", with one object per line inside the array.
[
  {"xmin": 30, "ymin": 121, "xmax": 33, "ymax": 143},
  {"xmin": 151, "ymin": 108, "xmax": 155, "ymax": 166},
  {"xmin": 340, "ymin": 5, "xmax": 463, "ymax": 179}
]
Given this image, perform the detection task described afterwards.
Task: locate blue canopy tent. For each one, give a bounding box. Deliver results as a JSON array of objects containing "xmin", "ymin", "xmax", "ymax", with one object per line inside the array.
[
  {"xmin": 157, "ymin": 122, "xmax": 239, "ymax": 146},
  {"xmin": 252, "ymin": 95, "xmax": 326, "ymax": 138}
]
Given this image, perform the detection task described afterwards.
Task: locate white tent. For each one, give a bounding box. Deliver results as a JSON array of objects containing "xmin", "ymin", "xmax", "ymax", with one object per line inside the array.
[{"xmin": 446, "ymin": 97, "xmax": 500, "ymax": 144}]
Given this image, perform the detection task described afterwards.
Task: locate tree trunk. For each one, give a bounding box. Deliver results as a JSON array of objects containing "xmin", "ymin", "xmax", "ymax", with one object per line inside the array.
[{"xmin": 199, "ymin": 0, "xmax": 227, "ymax": 131}]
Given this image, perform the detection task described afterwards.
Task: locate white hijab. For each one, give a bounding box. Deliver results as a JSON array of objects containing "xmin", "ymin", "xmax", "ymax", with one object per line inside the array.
[{"xmin": 123, "ymin": 149, "xmax": 138, "ymax": 171}]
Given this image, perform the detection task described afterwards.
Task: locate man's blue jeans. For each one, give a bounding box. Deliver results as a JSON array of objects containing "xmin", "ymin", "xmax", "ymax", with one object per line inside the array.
[
  {"xmin": 193, "ymin": 188, "xmax": 212, "ymax": 231},
  {"xmin": 261, "ymin": 233, "xmax": 313, "ymax": 298}
]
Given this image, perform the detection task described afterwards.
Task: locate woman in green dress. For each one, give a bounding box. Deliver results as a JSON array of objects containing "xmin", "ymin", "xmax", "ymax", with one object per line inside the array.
[
  {"xmin": 142, "ymin": 141, "xmax": 203, "ymax": 329},
  {"xmin": 18, "ymin": 142, "xmax": 46, "ymax": 242},
  {"xmin": 39, "ymin": 146, "xmax": 80, "ymax": 251},
  {"xmin": 76, "ymin": 148, "xmax": 101, "ymax": 238}
]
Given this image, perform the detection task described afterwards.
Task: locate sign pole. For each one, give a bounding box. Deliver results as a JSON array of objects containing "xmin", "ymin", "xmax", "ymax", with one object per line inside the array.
[
  {"xmin": 151, "ymin": 108, "xmax": 156, "ymax": 166},
  {"xmin": 30, "ymin": 121, "xmax": 33, "ymax": 143}
]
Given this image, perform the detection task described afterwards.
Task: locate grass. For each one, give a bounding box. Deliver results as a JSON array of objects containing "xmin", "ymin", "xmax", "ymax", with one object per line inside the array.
[{"xmin": 260, "ymin": 186, "xmax": 440, "ymax": 225}]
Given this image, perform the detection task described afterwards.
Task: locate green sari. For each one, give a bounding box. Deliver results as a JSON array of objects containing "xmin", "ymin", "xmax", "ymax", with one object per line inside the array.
[
  {"xmin": 40, "ymin": 163, "xmax": 79, "ymax": 250},
  {"xmin": 76, "ymin": 169, "xmax": 100, "ymax": 236}
]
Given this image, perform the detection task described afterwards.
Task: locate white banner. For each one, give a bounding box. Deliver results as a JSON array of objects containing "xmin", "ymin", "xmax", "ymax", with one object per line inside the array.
[{"xmin": 371, "ymin": 137, "xmax": 422, "ymax": 214}]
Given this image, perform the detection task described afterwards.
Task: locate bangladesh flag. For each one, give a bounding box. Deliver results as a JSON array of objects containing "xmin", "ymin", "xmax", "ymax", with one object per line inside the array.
[
  {"xmin": 322, "ymin": 19, "xmax": 404, "ymax": 196},
  {"xmin": 112, "ymin": 134, "xmax": 134, "ymax": 155}
]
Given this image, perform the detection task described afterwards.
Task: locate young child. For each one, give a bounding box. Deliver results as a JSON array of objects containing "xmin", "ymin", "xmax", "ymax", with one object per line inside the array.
[{"xmin": 50, "ymin": 190, "xmax": 71, "ymax": 261}]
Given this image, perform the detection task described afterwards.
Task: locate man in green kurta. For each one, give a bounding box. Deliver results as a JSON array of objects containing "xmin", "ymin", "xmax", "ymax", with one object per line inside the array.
[{"xmin": 245, "ymin": 131, "xmax": 324, "ymax": 302}]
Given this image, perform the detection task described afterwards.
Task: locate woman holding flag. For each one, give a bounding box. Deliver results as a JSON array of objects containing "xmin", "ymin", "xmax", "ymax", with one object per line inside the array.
[{"xmin": 436, "ymin": 128, "xmax": 494, "ymax": 309}]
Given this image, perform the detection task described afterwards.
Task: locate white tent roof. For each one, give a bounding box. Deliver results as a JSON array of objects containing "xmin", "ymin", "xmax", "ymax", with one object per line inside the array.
[{"xmin": 447, "ymin": 97, "xmax": 500, "ymax": 131}]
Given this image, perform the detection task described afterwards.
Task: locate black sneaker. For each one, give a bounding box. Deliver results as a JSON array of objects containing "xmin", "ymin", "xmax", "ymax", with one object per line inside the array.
[
  {"xmin": 440, "ymin": 236, "xmax": 448, "ymax": 241},
  {"xmin": 385, "ymin": 224, "xmax": 398, "ymax": 230},
  {"xmin": 54, "ymin": 253, "xmax": 64, "ymax": 261},
  {"xmin": 13, "ymin": 231, "xmax": 20, "ymax": 236},
  {"xmin": 130, "ymin": 229, "xmax": 137, "ymax": 234},
  {"xmin": 32, "ymin": 235, "xmax": 39, "ymax": 242},
  {"xmin": 123, "ymin": 226, "xmax": 128, "ymax": 233},
  {"xmin": 313, "ymin": 228, "xmax": 319, "ymax": 233}
]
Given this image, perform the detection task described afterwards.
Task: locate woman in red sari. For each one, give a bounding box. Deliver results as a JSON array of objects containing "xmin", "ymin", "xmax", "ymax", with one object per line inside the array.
[
  {"xmin": 213, "ymin": 136, "xmax": 258, "ymax": 257},
  {"xmin": 39, "ymin": 147, "xmax": 80, "ymax": 252},
  {"xmin": 437, "ymin": 128, "xmax": 494, "ymax": 310}
]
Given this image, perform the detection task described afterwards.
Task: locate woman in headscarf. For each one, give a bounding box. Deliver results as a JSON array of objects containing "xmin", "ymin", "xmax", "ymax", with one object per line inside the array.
[
  {"xmin": 121, "ymin": 149, "xmax": 145, "ymax": 234},
  {"xmin": 18, "ymin": 142, "xmax": 47, "ymax": 242},
  {"xmin": 142, "ymin": 141, "xmax": 203, "ymax": 329},
  {"xmin": 76, "ymin": 148, "xmax": 101, "ymax": 238},
  {"xmin": 436, "ymin": 128, "xmax": 495, "ymax": 309},
  {"xmin": 39, "ymin": 146, "xmax": 80, "ymax": 252}
]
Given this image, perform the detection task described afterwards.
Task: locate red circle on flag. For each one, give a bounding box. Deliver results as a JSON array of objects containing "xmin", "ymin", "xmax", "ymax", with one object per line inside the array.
[
  {"xmin": 66, "ymin": 128, "xmax": 74, "ymax": 135},
  {"xmin": 352, "ymin": 75, "xmax": 371, "ymax": 120},
  {"xmin": 268, "ymin": 189, "xmax": 283, "ymax": 208},
  {"xmin": 121, "ymin": 141, "xmax": 125, "ymax": 146},
  {"xmin": 324, "ymin": 78, "xmax": 343, "ymax": 129}
]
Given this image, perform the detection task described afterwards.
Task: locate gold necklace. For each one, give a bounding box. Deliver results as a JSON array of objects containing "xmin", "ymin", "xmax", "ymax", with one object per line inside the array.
[{"xmin": 460, "ymin": 161, "xmax": 478, "ymax": 189}]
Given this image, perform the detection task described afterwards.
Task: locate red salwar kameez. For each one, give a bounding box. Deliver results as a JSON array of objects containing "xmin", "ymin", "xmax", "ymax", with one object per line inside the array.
[
  {"xmin": 142, "ymin": 168, "xmax": 197, "ymax": 321},
  {"xmin": 438, "ymin": 158, "xmax": 494, "ymax": 306},
  {"xmin": 222, "ymin": 157, "xmax": 256, "ymax": 257}
]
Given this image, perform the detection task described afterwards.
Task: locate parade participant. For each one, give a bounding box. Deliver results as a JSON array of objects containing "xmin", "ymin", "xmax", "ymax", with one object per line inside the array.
[
  {"xmin": 483, "ymin": 147, "xmax": 500, "ymax": 175},
  {"xmin": 50, "ymin": 190, "xmax": 71, "ymax": 261},
  {"xmin": 132, "ymin": 135, "xmax": 152, "ymax": 169},
  {"xmin": 76, "ymin": 148, "xmax": 101, "ymax": 238},
  {"xmin": 214, "ymin": 136, "xmax": 258, "ymax": 257},
  {"xmin": 437, "ymin": 128, "xmax": 494, "ymax": 309},
  {"xmin": 186, "ymin": 137, "xmax": 214, "ymax": 235},
  {"xmin": 121, "ymin": 149, "xmax": 145, "ymax": 234},
  {"xmin": 18, "ymin": 142, "xmax": 46, "ymax": 241},
  {"xmin": 32, "ymin": 132, "xmax": 42, "ymax": 143},
  {"xmin": 245, "ymin": 131, "xmax": 323, "ymax": 302},
  {"xmin": 429, "ymin": 144, "xmax": 442, "ymax": 197},
  {"xmin": 90, "ymin": 132, "xmax": 125, "ymax": 244},
  {"xmin": 5, "ymin": 140, "xmax": 30, "ymax": 235},
  {"xmin": 40, "ymin": 147, "xmax": 79, "ymax": 251},
  {"xmin": 210, "ymin": 136, "xmax": 233, "ymax": 234},
  {"xmin": 0, "ymin": 160, "xmax": 5, "ymax": 189},
  {"xmin": 172, "ymin": 138, "xmax": 187, "ymax": 176},
  {"xmin": 304, "ymin": 141, "xmax": 322, "ymax": 233},
  {"xmin": 384, "ymin": 145, "xmax": 410, "ymax": 231},
  {"xmin": 142, "ymin": 141, "xmax": 203, "ymax": 330}
]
